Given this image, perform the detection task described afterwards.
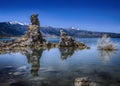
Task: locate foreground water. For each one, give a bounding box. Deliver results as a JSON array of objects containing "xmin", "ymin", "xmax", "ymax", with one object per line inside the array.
[{"xmin": 0, "ymin": 38, "xmax": 120, "ymax": 86}]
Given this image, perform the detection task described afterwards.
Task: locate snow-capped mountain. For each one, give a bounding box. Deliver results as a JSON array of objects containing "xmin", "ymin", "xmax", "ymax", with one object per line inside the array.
[
  {"xmin": 0, "ymin": 22, "xmax": 120, "ymax": 38},
  {"xmin": 71, "ymin": 27, "xmax": 80, "ymax": 30},
  {"xmin": 9, "ymin": 21, "xmax": 29, "ymax": 25},
  {"xmin": 0, "ymin": 22, "xmax": 27, "ymax": 36}
]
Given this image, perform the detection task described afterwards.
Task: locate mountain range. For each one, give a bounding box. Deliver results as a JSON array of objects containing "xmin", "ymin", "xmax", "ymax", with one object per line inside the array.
[{"xmin": 0, "ymin": 22, "xmax": 120, "ymax": 38}]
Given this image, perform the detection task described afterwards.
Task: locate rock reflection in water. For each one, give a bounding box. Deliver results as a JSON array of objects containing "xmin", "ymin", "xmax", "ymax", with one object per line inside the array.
[
  {"xmin": 0, "ymin": 47, "xmax": 45, "ymax": 77},
  {"xmin": 21, "ymin": 48, "xmax": 44, "ymax": 77},
  {"xmin": 0, "ymin": 46, "xmax": 120, "ymax": 86},
  {"xmin": 98, "ymin": 50, "xmax": 118, "ymax": 64},
  {"xmin": 59, "ymin": 47, "xmax": 76, "ymax": 60}
]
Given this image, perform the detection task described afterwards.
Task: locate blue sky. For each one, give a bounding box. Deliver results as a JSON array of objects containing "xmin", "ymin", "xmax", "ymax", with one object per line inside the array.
[{"xmin": 0, "ymin": 0, "xmax": 120, "ymax": 33}]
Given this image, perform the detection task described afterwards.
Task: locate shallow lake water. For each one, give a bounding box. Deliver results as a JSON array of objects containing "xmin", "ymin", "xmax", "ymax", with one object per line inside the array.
[{"xmin": 0, "ymin": 38, "xmax": 120, "ymax": 86}]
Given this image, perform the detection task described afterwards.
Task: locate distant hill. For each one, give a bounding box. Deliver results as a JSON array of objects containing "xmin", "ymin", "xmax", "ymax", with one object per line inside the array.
[
  {"xmin": 0, "ymin": 22, "xmax": 120, "ymax": 38},
  {"xmin": 0, "ymin": 22, "xmax": 27, "ymax": 37}
]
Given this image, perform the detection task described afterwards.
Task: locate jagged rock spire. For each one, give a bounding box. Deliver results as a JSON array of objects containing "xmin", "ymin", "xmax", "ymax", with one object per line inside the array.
[
  {"xmin": 23, "ymin": 14, "xmax": 44, "ymax": 44},
  {"xmin": 30, "ymin": 14, "xmax": 40, "ymax": 27}
]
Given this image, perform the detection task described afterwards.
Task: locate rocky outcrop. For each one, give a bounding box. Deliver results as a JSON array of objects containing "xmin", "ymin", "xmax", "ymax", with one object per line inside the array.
[
  {"xmin": 17, "ymin": 14, "xmax": 44, "ymax": 46},
  {"xmin": 59, "ymin": 30, "xmax": 90, "ymax": 49},
  {"xmin": 59, "ymin": 30, "xmax": 75, "ymax": 47}
]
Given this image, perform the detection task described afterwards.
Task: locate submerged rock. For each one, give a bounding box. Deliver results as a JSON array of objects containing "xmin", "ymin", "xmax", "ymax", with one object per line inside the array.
[{"xmin": 13, "ymin": 72, "xmax": 23, "ymax": 76}]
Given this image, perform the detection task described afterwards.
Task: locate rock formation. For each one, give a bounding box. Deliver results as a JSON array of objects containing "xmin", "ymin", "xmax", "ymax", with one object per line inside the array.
[
  {"xmin": 0, "ymin": 14, "xmax": 45, "ymax": 48},
  {"xmin": 0, "ymin": 14, "xmax": 90, "ymax": 50},
  {"xmin": 75, "ymin": 77, "xmax": 89, "ymax": 86},
  {"xmin": 75, "ymin": 77, "xmax": 103, "ymax": 86},
  {"xmin": 59, "ymin": 30, "xmax": 75, "ymax": 47},
  {"xmin": 97, "ymin": 34, "xmax": 118, "ymax": 50},
  {"xmin": 59, "ymin": 30, "xmax": 90, "ymax": 49},
  {"xmin": 17, "ymin": 14, "xmax": 44, "ymax": 46}
]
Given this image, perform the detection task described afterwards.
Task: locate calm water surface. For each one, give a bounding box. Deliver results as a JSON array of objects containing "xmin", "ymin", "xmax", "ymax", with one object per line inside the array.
[{"xmin": 0, "ymin": 38, "xmax": 120, "ymax": 86}]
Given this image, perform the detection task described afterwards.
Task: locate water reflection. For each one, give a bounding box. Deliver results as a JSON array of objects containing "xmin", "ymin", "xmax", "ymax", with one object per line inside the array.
[
  {"xmin": 59, "ymin": 47, "xmax": 76, "ymax": 60},
  {"xmin": 0, "ymin": 38, "xmax": 120, "ymax": 86},
  {"xmin": 21, "ymin": 48, "xmax": 44, "ymax": 77},
  {"xmin": 0, "ymin": 47, "xmax": 80, "ymax": 77},
  {"xmin": 0, "ymin": 47, "xmax": 118, "ymax": 77},
  {"xmin": 0, "ymin": 47, "xmax": 44, "ymax": 77},
  {"xmin": 1, "ymin": 47, "xmax": 118, "ymax": 76},
  {"xmin": 98, "ymin": 50, "xmax": 118, "ymax": 64}
]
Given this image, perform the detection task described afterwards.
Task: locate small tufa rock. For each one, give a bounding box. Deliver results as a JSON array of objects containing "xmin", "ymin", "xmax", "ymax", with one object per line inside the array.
[
  {"xmin": 59, "ymin": 30, "xmax": 89, "ymax": 48},
  {"xmin": 75, "ymin": 77, "xmax": 89, "ymax": 86},
  {"xmin": 59, "ymin": 30, "xmax": 75, "ymax": 47}
]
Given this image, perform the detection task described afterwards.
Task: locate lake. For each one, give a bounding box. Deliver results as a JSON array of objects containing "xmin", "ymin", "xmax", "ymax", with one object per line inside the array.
[{"xmin": 0, "ymin": 38, "xmax": 120, "ymax": 86}]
